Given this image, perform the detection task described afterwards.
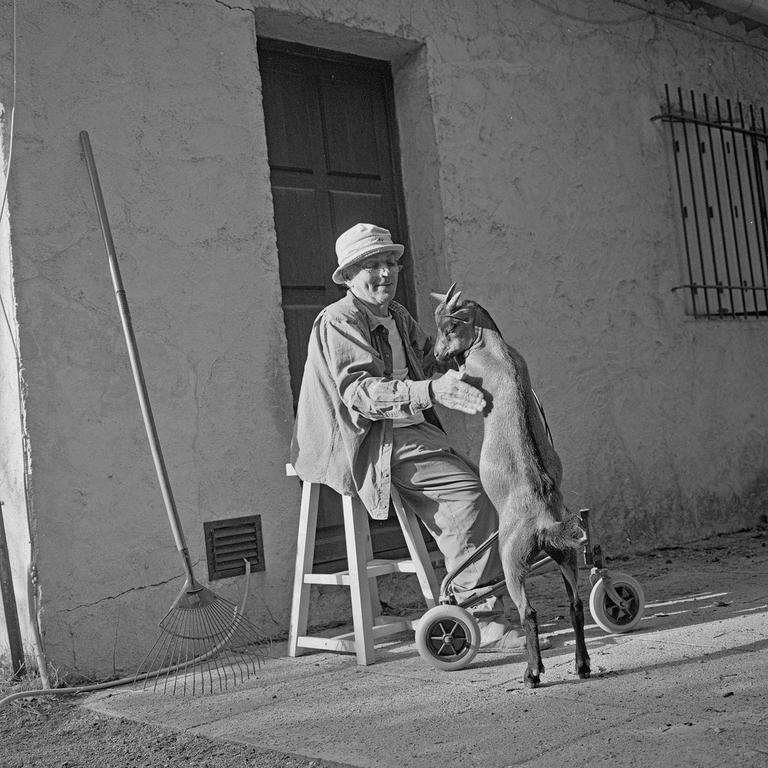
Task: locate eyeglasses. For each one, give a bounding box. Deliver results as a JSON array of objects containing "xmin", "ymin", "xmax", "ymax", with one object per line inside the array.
[{"xmin": 358, "ymin": 260, "xmax": 402, "ymax": 273}]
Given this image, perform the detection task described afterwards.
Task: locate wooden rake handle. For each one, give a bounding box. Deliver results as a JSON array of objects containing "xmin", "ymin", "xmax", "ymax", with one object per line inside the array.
[{"xmin": 79, "ymin": 130, "xmax": 195, "ymax": 583}]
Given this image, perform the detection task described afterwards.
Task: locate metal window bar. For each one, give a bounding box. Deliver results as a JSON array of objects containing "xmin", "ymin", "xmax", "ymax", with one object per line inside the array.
[{"xmin": 652, "ymin": 85, "xmax": 768, "ymax": 318}]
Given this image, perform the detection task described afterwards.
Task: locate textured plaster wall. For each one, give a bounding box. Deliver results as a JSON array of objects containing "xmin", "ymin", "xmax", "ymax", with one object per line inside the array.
[
  {"xmin": 414, "ymin": 1, "xmax": 768, "ymax": 551},
  {"xmin": 0, "ymin": 0, "xmax": 766, "ymax": 677},
  {"xmin": 0, "ymin": 0, "xmax": 296, "ymax": 677}
]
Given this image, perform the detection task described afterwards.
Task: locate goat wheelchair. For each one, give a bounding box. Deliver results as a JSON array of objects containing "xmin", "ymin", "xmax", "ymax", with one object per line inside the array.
[{"xmin": 414, "ymin": 508, "xmax": 646, "ymax": 671}]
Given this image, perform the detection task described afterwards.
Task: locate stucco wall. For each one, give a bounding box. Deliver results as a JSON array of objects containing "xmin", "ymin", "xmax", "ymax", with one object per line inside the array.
[
  {"xmin": 1, "ymin": 0, "xmax": 297, "ymax": 677},
  {"xmin": 0, "ymin": 0, "xmax": 766, "ymax": 678},
  {"xmin": 415, "ymin": 1, "xmax": 768, "ymax": 549}
]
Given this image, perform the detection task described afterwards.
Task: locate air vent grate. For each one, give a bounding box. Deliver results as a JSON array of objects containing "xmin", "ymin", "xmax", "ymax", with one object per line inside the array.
[{"xmin": 204, "ymin": 515, "xmax": 265, "ymax": 581}]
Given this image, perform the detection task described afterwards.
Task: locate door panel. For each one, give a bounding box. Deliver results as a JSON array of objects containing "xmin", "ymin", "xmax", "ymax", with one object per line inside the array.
[
  {"xmin": 272, "ymin": 188, "xmax": 326, "ymax": 286},
  {"xmin": 329, "ymin": 191, "xmax": 390, "ymax": 240},
  {"xmin": 260, "ymin": 69, "xmax": 316, "ymax": 172},
  {"xmin": 322, "ymin": 82, "xmax": 383, "ymax": 177}
]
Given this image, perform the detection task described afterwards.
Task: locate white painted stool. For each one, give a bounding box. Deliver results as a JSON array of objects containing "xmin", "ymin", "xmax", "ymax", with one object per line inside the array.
[{"xmin": 286, "ymin": 464, "xmax": 440, "ymax": 665}]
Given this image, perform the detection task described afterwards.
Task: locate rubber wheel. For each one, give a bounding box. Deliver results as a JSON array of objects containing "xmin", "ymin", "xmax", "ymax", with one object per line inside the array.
[
  {"xmin": 415, "ymin": 605, "xmax": 480, "ymax": 671},
  {"xmin": 589, "ymin": 571, "xmax": 645, "ymax": 634}
]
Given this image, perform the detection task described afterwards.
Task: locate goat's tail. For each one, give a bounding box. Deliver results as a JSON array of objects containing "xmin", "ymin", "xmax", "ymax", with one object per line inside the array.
[{"xmin": 539, "ymin": 512, "xmax": 584, "ymax": 552}]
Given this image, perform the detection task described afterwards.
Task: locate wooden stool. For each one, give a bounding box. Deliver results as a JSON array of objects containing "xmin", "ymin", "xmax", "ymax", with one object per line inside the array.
[{"xmin": 286, "ymin": 464, "xmax": 440, "ymax": 665}]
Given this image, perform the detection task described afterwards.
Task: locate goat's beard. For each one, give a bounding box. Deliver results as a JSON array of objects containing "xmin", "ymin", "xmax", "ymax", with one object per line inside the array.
[{"xmin": 448, "ymin": 349, "xmax": 467, "ymax": 370}]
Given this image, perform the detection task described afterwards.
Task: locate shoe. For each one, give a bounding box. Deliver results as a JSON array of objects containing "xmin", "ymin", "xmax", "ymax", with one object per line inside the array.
[{"xmin": 478, "ymin": 629, "xmax": 552, "ymax": 654}]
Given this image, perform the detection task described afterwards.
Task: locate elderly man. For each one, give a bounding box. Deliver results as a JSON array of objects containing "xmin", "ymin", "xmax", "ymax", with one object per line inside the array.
[{"xmin": 290, "ymin": 222, "xmax": 544, "ymax": 652}]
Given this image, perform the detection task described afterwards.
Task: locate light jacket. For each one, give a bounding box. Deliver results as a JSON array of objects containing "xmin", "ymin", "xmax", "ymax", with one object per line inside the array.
[{"xmin": 290, "ymin": 292, "xmax": 443, "ymax": 519}]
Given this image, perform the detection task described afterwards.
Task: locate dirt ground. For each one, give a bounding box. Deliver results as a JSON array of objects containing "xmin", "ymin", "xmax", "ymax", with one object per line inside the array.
[
  {"xmin": 1, "ymin": 525, "xmax": 766, "ymax": 768},
  {"xmin": 0, "ymin": 694, "xmax": 332, "ymax": 768}
]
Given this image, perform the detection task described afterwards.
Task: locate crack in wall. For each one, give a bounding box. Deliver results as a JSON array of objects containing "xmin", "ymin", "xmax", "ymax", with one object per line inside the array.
[
  {"xmin": 55, "ymin": 573, "xmax": 183, "ymax": 613},
  {"xmin": 214, "ymin": 0, "xmax": 255, "ymax": 18}
]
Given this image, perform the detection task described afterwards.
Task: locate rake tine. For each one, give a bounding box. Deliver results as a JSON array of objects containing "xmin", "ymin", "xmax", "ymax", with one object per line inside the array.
[
  {"xmin": 162, "ymin": 612, "xmax": 182, "ymax": 695},
  {"xmin": 228, "ymin": 623, "xmax": 251, "ymax": 683},
  {"xmin": 194, "ymin": 608, "xmax": 209, "ymax": 694},
  {"xmin": 139, "ymin": 622, "xmax": 176, "ymax": 692},
  {"xmin": 160, "ymin": 647, "xmax": 174, "ymax": 694},
  {"xmin": 157, "ymin": 637, "xmax": 178, "ymax": 694},
  {"xmin": 201, "ymin": 607, "xmax": 222, "ymax": 694},
  {"xmin": 167, "ymin": 610, "xmax": 188, "ymax": 695},
  {"xmin": 192, "ymin": 610, "xmax": 206, "ymax": 693},
  {"xmin": 225, "ymin": 611, "xmax": 255, "ymax": 680},
  {"xmin": 200, "ymin": 605, "xmax": 219, "ymax": 692},
  {"xmin": 163, "ymin": 647, "xmax": 175, "ymax": 695},
  {"xmin": 194, "ymin": 608, "xmax": 208, "ymax": 695},
  {"xmin": 136, "ymin": 639, "xmax": 161, "ymax": 691},
  {"xmin": 211, "ymin": 605, "xmax": 234, "ymax": 690},
  {"xmin": 185, "ymin": 617, "xmax": 195, "ymax": 696},
  {"xmin": 163, "ymin": 635, "xmax": 177, "ymax": 695},
  {"xmin": 201, "ymin": 605, "xmax": 226, "ymax": 693}
]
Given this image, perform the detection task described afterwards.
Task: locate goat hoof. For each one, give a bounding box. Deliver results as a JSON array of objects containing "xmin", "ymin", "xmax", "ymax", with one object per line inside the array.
[
  {"xmin": 523, "ymin": 671, "xmax": 540, "ymax": 689},
  {"xmin": 577, "ymin": 664, "xmax": 591, "ymax": 679}
]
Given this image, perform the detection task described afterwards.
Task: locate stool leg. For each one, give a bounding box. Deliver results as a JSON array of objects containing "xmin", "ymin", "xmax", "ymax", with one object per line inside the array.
[
  {"xmin": 343, "ymin": 496, "xmax": 376, "ymax": 665},
  {"xmin": 362, "ymin": 511, "xmax": 381, "ymax": 617},
  {"xmin": 391, "ymin": 489, "xmax": 439, "ymax": 607},
  {"xmin": 288, "ymin": 480, "xmax": 319, "ymax": 657}
]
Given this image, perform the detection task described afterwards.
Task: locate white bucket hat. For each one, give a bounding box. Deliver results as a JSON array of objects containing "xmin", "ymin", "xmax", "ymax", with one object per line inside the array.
[{"xmin": 332, "ymin": 223, "xmax": 404, "ymax": 284}]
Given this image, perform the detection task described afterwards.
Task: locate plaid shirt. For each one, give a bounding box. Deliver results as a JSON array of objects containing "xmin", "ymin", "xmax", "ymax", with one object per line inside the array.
[{"xmin": 290, "ymin": 292, "xmax": 443, "ymax": 519}]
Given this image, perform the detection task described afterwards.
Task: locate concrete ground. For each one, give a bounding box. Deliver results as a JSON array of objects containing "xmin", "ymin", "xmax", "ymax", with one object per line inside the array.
[{"xmin": 85, "ymin": 528, "xmax": 768, "ymax": 768}]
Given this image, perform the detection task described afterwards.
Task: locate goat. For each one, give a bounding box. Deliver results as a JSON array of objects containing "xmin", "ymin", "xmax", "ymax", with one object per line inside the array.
[{"xmin": 430, "ymin": 283, "xmax": 590, "ymax": 688}]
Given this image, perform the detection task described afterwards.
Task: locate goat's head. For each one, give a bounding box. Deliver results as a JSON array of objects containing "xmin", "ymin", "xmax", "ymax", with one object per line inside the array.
[{"xmin": 430, "ymin": 282, "xmax": 477, "ymax": 363}]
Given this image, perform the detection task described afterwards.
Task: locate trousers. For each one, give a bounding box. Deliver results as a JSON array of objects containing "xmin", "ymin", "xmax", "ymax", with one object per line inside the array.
[{"xmin": 390, "ymin": 421, "xmax": 504, "ymax": 610}]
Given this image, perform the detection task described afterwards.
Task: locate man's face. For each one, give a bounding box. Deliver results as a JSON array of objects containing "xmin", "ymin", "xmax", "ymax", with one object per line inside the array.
[{"xmin": 344, "ymin": 251, "xmax": 401, "ymax": 312}]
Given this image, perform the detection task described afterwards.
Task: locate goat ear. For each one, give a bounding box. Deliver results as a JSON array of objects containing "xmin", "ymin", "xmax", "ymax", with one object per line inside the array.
[{"xmin": 455, "ymin": 305, "xmax": 474, "ymax": 322}]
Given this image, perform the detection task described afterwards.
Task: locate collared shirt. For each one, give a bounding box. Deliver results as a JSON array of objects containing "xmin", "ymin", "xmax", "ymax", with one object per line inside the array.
[
  {"xmin": 363, "ymin": 310, "xmax": 425, "ymax": 428},
  {"xmin": 290, "ymin": 291, "xmax": 443, "ymax": 519}
]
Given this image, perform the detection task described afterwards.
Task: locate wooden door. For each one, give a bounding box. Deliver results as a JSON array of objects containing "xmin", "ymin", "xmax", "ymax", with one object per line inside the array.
[{"xmin": 258, "ymin": 39, "xmax": 429, "ymax": 570}]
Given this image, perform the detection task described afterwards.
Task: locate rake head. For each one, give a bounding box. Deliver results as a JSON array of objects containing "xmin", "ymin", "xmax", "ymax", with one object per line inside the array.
[{"xmin": 135, "ymin": 581, "xmax": 269, "ymax": 696}]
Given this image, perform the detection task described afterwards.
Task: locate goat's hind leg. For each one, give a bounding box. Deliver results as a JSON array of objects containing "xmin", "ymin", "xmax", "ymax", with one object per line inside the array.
[
  {"xmin": 547, "ymin": 545, "xmax": 591, "ymax": 678},
  {"xmin": 503, "ymin": 570, "xmax": 544, "ymax": 688}
]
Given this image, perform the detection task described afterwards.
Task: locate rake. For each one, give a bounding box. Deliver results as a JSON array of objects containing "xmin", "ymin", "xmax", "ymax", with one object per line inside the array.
[{"xmin": 80, "ymin": 130, "xmax": 267, "ymax": 695}]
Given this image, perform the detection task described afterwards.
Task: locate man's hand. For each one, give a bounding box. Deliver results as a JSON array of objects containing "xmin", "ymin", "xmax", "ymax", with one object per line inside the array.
[{"xmin": 430, "ymin": 370, "xmax": 486, "ymax": 415}]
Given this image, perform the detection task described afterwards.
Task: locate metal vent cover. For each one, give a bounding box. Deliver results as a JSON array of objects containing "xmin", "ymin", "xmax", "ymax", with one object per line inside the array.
[{"xmin": 204, "ymin": 515, "xmax": 265, "ymax": 581}]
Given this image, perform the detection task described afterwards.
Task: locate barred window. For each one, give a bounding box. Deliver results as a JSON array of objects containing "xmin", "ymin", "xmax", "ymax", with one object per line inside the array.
[{"xmin": 655, "ymin": 85, "xmax": 768, "ymax": 319}]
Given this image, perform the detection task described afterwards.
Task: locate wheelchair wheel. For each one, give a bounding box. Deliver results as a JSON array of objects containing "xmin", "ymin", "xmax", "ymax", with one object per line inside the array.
[
  {"xmin": 589, "ymin": 571, "xmax": 645, "ymax": 634},
  {"xmin": 415, "ymin": 605, "xmax": 480, "ymax": 671}
]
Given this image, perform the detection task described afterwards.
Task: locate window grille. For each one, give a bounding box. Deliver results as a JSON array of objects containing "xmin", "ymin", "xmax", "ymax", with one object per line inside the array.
[{"xmin": 653, "ymin": 85, "xmax": 768, "ymax": 319}]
